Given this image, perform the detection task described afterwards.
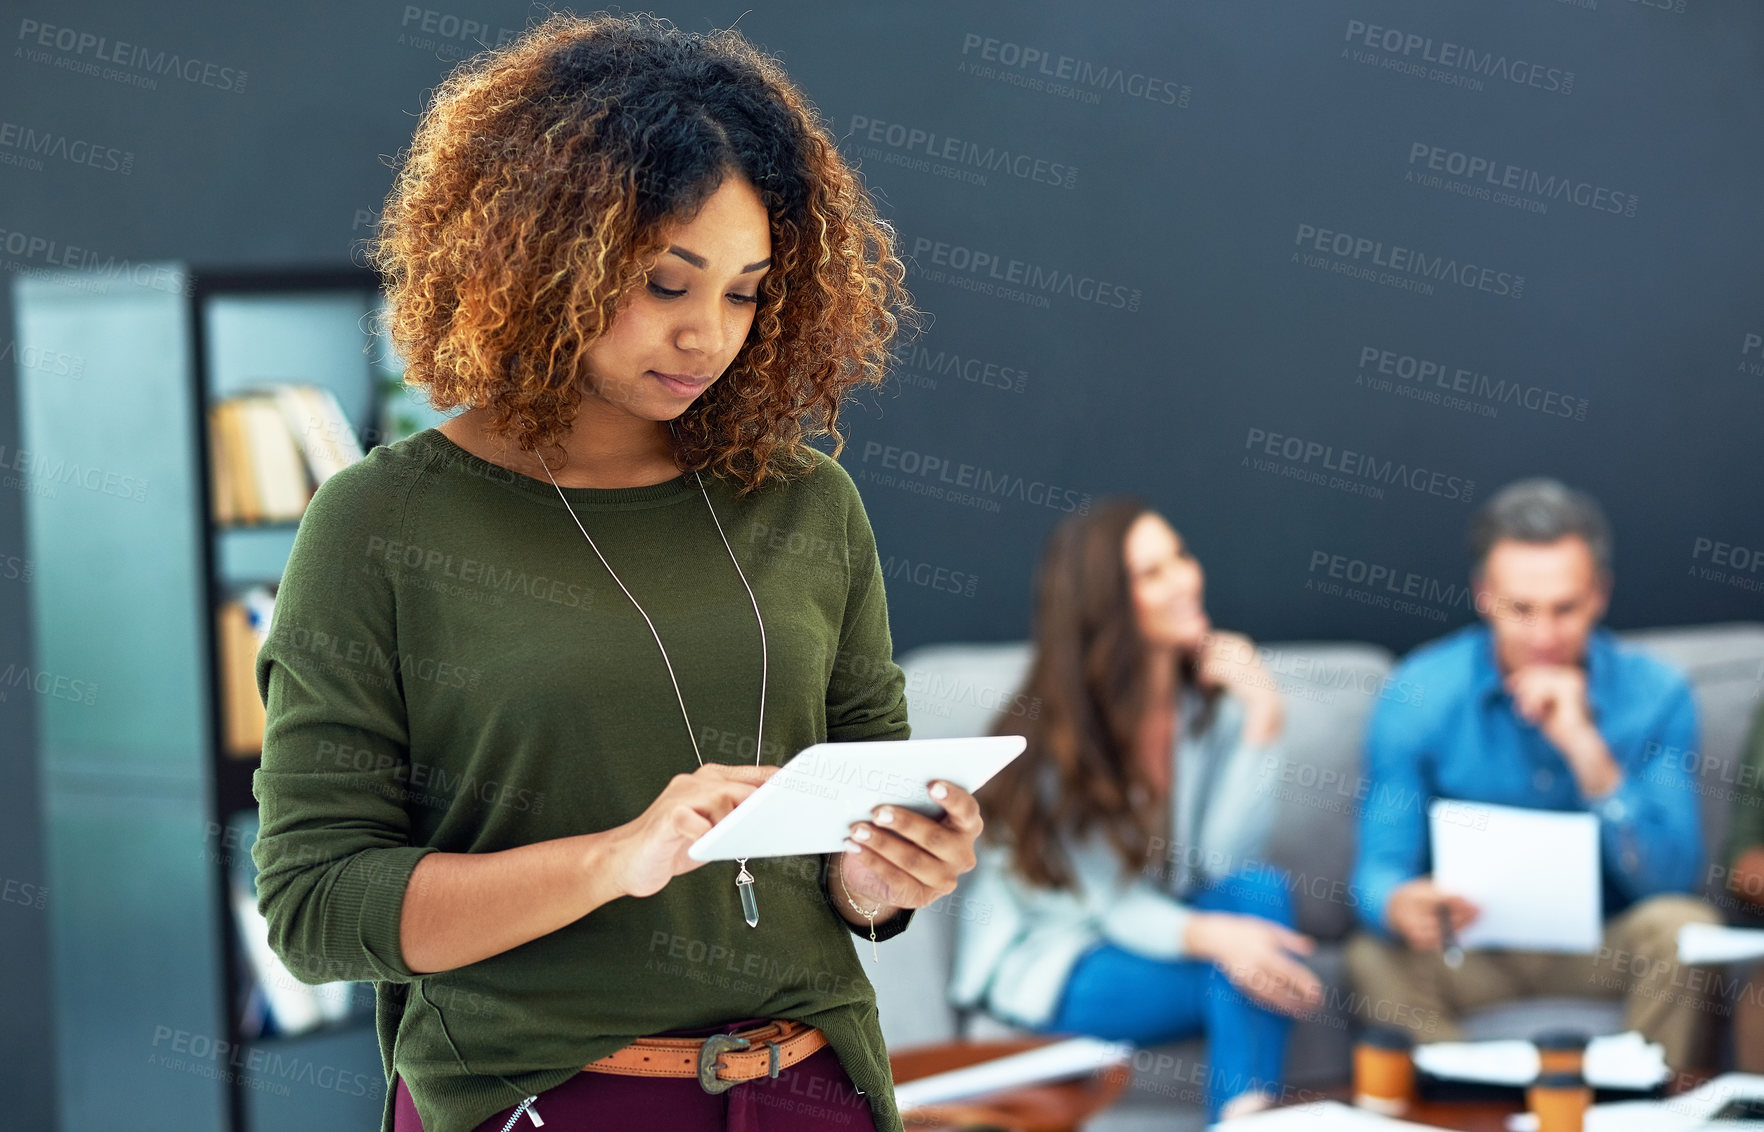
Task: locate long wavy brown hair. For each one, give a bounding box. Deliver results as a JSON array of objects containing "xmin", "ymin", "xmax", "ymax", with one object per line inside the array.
[
  {"xmin": 366, "ymin": 11, "xmax": 916, "ymax": 493},
  {"xmin": 982, "ymin": 499, "xmax": 1219, "ymax": 890}
]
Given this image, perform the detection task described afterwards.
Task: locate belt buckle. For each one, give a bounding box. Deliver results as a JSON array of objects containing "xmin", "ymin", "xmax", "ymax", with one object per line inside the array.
[{"xmin": 697, "ymin": 1033, "xmax": 751, "ymax": 1095}]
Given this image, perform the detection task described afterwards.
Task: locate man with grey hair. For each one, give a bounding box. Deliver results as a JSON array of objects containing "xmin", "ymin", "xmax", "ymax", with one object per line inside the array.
[{"xmin": 1345, "ymin": 478, "xmax": 1719, "ymax": 1068}]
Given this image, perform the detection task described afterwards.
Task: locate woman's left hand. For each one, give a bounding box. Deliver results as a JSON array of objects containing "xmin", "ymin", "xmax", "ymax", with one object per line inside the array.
[{"xmin": 834, "ymin": 779, "xmax": 983, "ymax": 917}]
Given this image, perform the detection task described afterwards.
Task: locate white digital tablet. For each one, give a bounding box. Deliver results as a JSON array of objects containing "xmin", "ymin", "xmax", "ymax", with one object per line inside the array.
[{"xmin": 686, "ymin": 735, "xmax": 1027, "ymax": 862}]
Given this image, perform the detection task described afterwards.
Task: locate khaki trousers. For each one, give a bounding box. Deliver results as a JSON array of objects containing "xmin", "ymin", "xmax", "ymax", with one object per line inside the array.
[
  {"xmin": 1728, "ymin": 961, "xmax": 1764, "ymax": 1072},
  {"xmin": 1344, "ymin": 894, "xmax": 1722, "ymax": 1070}
]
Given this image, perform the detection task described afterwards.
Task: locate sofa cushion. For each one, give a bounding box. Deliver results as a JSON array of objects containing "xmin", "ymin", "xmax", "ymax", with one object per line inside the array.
[
  {"xmin": 897, "ymin": 641, "xmax": 1036, "ymax": 743},
  {"xmin": 1247, "ymin": 642, "xmax": 1396, "ymax": 942},
  {"xmin": 864, "ymin": 883, "xmax": 962, "ymax": 1049},
  {"xmin": 867, "ymin": 643, "xmax": 1041, "ymax": 1051},
  {"xmin": 1617, "ymin": 623, "xmax": 1764, "ymax": 906}
]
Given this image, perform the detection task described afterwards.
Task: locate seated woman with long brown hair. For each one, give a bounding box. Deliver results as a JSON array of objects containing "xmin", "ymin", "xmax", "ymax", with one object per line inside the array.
[{"xmin": 950, "ymin": 499, "xmax": 1322, "ymax": 1123}]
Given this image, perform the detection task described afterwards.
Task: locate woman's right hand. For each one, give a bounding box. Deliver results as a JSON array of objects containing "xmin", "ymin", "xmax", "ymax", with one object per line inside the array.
[
  {"xmin": 1182, "ymin": 911, "xmax": 1323, "ymax": 1018},
  {"xmin": 608, "ymin": 764, "xmax": 779, "ymax": 899},
  {"xmin": 1196, "ymin": 630, "xmax": 1285, "ymax": 745}
]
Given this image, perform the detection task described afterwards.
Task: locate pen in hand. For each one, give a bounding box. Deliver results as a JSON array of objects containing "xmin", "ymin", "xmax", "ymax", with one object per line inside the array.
[{"xmin": 1438, "ymin": 903, "xmax": 1463, "ymax": 970}]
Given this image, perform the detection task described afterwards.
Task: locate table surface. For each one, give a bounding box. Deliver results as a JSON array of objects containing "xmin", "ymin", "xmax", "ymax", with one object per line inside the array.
[
  {"xmin": 1321, "ymin": 1096, "xmax": 1520, "ymax": 1131},
  {"xmin": 890, "ymin": 1039, "xmax": 1130, "ymax": 1132},
  {"xmin": 1289, "ymin": 1080, "xmax": 1707, "ymax": 1131},
  {"xmin": 891, "ymin": 1049, "xmax": 1707, "ymax": 1132}
]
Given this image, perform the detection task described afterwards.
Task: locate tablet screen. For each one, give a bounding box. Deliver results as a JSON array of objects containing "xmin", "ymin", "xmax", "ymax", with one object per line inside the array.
[{"xmin": 686, "ymin": 735, "xmax": 1025, "ymax": 862}]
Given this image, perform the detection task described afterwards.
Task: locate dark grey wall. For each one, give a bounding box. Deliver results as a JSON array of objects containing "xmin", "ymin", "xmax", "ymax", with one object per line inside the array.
[{"xmin": 3, "ymin": 1, "xmax": 1761, "ymax": 1122}]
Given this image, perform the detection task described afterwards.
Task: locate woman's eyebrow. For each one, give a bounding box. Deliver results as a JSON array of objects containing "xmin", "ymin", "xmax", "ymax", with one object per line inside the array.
[{"xmin": 666, "ymin": 245, "xmax": 772, "ymax": 273}]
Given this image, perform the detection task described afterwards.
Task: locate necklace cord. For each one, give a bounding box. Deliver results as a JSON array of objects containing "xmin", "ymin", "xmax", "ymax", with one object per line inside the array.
[
  {"xmin": 533, "ymin": 451, "xmax": 767, "ymax": 770},
  {"xmin": 533, "ymin": 448, "xmax": 769, "ymax": 922},
  {"xmin": 693, "ymin": 467, "xmax": 768, "ymax": 760}
]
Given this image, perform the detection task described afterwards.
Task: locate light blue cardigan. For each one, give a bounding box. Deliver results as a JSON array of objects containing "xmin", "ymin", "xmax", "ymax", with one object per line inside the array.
[{"xmin": 948, "ymin": 685, "xmax": 1284, "ymax": 1028}]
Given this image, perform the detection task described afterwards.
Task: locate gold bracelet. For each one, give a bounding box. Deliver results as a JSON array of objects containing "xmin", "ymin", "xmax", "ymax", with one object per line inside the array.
[{"xmin": 839, "ymin": 854, "xmax": 885, "ymax": 962}]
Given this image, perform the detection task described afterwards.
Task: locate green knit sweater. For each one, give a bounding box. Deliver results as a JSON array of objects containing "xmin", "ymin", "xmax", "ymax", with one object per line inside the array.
[{"xmin": 251, "ymin": 428, "xmax": 916, "ymax": 1132}]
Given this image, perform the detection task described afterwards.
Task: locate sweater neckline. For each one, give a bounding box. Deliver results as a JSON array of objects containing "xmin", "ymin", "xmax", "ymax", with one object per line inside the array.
[{"xmin": 415, "ymin": 428, "xmax": 702, "ymax": 511}]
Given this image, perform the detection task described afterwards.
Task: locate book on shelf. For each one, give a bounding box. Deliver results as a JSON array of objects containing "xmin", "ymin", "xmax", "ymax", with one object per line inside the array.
[
  {"xmin": 208, "ymin": 383, "xmax": 365, "ymax": 524},
  {"xmin": 218, "ymin": 585, "xmax": 276, "ymax": 758},
  {"xmin": 226, "ymin": 810, "xmax": 358, "ymax": 1039}
]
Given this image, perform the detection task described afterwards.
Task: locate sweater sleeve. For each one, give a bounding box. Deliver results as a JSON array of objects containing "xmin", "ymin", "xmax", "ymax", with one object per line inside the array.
[
  {"xmin": 823, "ymin": 454, "xmax": 911, "ymax": 745},
  {"xmin": 1096, "ymin": 880, "xmax": 1196, "ymax": 960},
  {"xmin": 249, "ymin": 458, "xmax": 438, "ymax": 985},
  {"xmin": 816, "ymin": 453, "xmax": 915, "ymax": 940},
  {"xmin": 1194, "ymin": 691, "xmax": 1283, "ymax": 883}
]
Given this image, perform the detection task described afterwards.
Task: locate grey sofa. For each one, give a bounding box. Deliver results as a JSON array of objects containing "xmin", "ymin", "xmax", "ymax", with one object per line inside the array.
[{"xmin": 864, "ymin": 622, "xmax": 1764, "ymax": 1131}]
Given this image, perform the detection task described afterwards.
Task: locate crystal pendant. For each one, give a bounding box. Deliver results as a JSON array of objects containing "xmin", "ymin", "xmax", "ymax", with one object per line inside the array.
[{"xmin": 736, "ymin": 859, "xmax": 758, "ymax": 928}]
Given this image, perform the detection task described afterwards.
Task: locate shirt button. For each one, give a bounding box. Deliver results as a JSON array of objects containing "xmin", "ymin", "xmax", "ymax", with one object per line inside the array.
[
  {"xmin": 1623, "ymin": 850, "xmax": 1639, "ymax": 872},
  {"xmin": 1533, "ymin": 769, "xmax": 1555, "ymax": 792}
]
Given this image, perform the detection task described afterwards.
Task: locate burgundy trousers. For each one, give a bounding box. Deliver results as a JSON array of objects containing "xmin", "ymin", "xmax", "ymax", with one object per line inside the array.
[{"xmin": 393, "ymin": 1018, "xmax": 880, "ymax": 1131}]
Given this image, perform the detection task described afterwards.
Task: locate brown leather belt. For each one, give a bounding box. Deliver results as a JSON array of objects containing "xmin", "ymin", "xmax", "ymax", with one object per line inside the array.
[{"xmin": 582, "ymin": 1019, "xmax": 828, "ymax": 1095}]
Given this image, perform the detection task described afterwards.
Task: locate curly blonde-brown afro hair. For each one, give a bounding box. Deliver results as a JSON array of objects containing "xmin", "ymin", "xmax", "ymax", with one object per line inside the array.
[{"xmin": 368, "ymin": 10, "xmax": 915, "ymax": 493}]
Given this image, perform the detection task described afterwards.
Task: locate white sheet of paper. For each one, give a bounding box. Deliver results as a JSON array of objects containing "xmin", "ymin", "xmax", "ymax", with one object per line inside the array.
[
  {"xmin": 1677, "ymin": 921, "xmax": 1764, "ymax": 965},
  {"xmin": 1412, "ymin": 1031, "xmax": 1668, "ymax": 1090},
  {"xmin": 1584, "ymin": 1031, "xmax": 1673, "ymax": 1090},
  {"xmin": 891, "ymin": 1036, "xmax": 1131, "ymax": 1110},
  {"xmin": 1208, "ymin": 1100, "xmax": 1445, "ymax": 1131},
  {"xmin": 1428, "ymin": 799, "xmax": 1601, "ymax": 953},
  {"xmin": 1586, "ymin": 1071, "xmax": 1764, "ymax": 1130},
  {"xmin": 1584, "ymin": 1103, "xmax": 1704, "ymax": 1132},
  {"xmin": 1412, "ymin": 1038, "xmax": 1537, "ymax": 1085}
]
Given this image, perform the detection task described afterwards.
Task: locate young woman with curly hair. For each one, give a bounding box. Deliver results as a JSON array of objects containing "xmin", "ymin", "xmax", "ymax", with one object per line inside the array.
[
  {"xmin": 249, "ymin": 13, "xmax": 978, "ymax": 1132},
  {"xmin": 951, "ymin": 500, "xmax": 1322, "ymax": 1123}
]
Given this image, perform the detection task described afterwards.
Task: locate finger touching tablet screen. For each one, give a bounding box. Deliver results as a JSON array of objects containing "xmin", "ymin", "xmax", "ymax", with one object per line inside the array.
[{"xmin": 687, "ymin": 735, "xmax": 1026, "ymax": 862}]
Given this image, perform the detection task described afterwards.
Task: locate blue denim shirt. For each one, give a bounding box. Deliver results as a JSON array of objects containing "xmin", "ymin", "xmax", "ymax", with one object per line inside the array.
[{"xmin": 1351, "ymin": 623, "xmax": 1702, "ymax": 937}]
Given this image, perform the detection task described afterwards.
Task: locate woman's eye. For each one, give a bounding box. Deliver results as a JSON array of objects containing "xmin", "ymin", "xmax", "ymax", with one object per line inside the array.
[{"xmin": 646, "ymin": 283, "xmax": 758, "ymax": 305}]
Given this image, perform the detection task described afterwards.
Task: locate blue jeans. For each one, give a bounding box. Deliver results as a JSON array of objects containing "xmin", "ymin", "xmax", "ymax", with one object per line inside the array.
[{"xmin": 1043, "ymin": 868, "xmax": 1296, "ymax": 1122}]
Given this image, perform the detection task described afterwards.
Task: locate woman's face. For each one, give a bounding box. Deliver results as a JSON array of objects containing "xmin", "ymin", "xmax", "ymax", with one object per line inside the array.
[
  {"xmin": 1123, "ymin": 512, "xmax": 1210, "ymax": 652},
  {"xmin": 580, "ymin": 173, "xmax": 773, "ymax": 420}
]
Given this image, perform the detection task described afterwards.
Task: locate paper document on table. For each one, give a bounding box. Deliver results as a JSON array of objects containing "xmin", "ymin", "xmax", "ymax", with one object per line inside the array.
[
  {"xmin": 1413, "ymin": 1030, "xmax": 1668, "ymax": 1090},
  {"xmin": 1209, "ymin": 1100, "xmax": 1444, "ymax": 1130},
  {"xmin": 1413, "ymin": 1038, "xmax": 1537, "ymax": 1085},
  {"xmin": 1586, "ymin": 1071, "xmax": 1764, "ymax": 1130},
  {"xmin": 1677, "ymin": 922, "xmax": 1764, "ymax": 964},
  {"xmin": 891, "ymin": 1037, "xmax": 1131, "ymax": 1111},
  {"xmin": 1428, "ymin": 799, "xmax": 1600, "ymax": 953},
  {"xmin": 1584, "ymin": 1103, "xmax": 1704, "ymax": 1132}
]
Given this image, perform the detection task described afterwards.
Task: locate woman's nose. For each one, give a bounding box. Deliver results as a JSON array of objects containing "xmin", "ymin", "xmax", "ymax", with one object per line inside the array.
[{"xmin": 674, "ymin": 298, "xmax": 732, "ymax": 357}]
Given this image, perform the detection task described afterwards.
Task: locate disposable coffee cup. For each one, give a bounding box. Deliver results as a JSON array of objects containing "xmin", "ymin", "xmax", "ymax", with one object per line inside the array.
[
  {"xmin": 1533, "ymin": 1029, "xmax": 1590, "ymax": 1076},
  {"xmin": 1527, "ymin": 1070, "xmax": 1591, "ymax": 1132},
  {"xmin": 1353, "ymin": 1027, "xmax": 1415, "ymax": 1116}
]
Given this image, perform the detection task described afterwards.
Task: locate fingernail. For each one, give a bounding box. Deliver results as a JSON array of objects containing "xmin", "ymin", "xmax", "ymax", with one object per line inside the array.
[
  {"xmin": 876, "ymin": 808, "xmax": 893, "ymax": 824},
  {"xmin": 853, "ymin": 826, "xmax": 871, "ymax": 841},
  {"xmin": 844, "ymin": 839, "xmax": 863, "ymax": 854},
  {"xmin": 930, "ymin": 782, "xmax": 948, "ymax": 800}
]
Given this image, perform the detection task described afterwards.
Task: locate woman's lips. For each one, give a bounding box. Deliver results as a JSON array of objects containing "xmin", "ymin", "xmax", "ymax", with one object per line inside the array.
[{"xmin": 651, "ymin": 371, "xmax": 712, "ymax": 396}]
